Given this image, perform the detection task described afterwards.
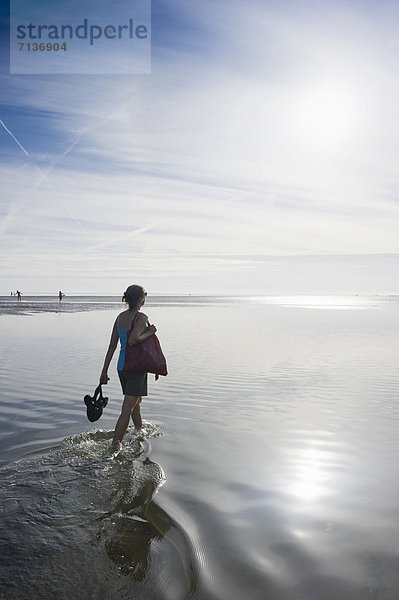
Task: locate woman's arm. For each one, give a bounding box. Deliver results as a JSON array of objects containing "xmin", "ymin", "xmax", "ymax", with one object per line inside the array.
[
  {"xmin": 100, "ymin": 320, "xmax": 119, "ymax": 384},
  {"xmin": 128, "ymin": 312, "xmax": 157, "ymax": 346}
]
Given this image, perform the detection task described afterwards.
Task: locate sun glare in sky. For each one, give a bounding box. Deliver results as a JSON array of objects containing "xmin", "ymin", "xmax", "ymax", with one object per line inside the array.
[{"xmin": 294, "ymin": 81, "xmax": 360, "ymax": 151}]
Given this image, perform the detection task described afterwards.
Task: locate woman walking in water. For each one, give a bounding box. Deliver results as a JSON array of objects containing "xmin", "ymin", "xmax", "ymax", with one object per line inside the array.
[{"xmin": 100, "ymin": 285, "xmax": 157, "ymax": 451}]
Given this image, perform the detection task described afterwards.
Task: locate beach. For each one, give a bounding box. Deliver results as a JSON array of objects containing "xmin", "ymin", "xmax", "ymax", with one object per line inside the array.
[{"xmin": 1, "ymin": 295, "xmax": 399, "ymax": 599}]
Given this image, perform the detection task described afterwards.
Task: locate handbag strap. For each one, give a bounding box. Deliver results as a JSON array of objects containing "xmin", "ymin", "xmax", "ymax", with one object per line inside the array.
[{"xmin": 127, "ymin": 311, "xmax": 141, "ymax": 335}]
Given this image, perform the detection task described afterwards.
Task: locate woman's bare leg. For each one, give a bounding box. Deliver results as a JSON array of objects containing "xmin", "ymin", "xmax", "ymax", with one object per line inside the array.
[
  {"xmin": 112, "ymin": 395, "xmax": 140, "ymax": 447},
  {"xmin": 131, "ymin": 396, "xmax": 142, "ymax": 430}
]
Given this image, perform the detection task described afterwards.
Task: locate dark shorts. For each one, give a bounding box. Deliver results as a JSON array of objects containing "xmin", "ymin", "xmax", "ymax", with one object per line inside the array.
[{"xmin": 118, "ymin": 370, "xmax": 148, "ymax": 397}]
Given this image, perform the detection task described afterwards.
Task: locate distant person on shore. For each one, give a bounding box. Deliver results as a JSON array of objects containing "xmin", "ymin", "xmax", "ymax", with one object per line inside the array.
[
  {"xmin": 59, "ymin": 291, "xmax": 65, "ymax": 302},
  {"xmin": 99, "ymin": 285, "xmax": 157, "ymax": 452},
  {"xmin": 16, "ymin": 290, "xmax": 22, "ymax": 301}
]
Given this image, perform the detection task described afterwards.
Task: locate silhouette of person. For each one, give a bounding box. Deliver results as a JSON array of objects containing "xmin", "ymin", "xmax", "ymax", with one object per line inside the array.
[
  {"xmin": 16, "ymin": 290, "xmax": 22, "ymax": 301},
  {"xmin": 100, "ymin": 285, "xmax": 157, "ymax": 451}
]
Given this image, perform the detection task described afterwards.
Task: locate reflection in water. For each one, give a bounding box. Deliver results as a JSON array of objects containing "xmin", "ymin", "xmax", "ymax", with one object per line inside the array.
[
  {"xmin": 106, "ymin": 504, "xmax": 162, "ymax": 581},
  {"xmin": 288, "ymin": 445, "xmax": 334, "ymax": 501},
  {"xmin": 103, "ymin": 454, "xmax": 195, "ymax": 590},
  {"xmin": 101, "ymin": 453, "xmax": 168, "ymax": 583},
  {"xmin": 0, "ymin": 428, "xmax": 198, "ymax": 599},
  {"xmin": 105, "ymin": 489, "xmax": 197, "ymax": 595}
]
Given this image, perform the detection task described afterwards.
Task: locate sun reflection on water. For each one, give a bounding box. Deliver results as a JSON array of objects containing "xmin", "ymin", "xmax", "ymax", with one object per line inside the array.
[
  {"xmin": 288, "ymin": 446, "xmax": 335, "ymax": 502},
  {"xmin": 259, "ymin": 295, "xmax": 376, "ymax": 310}
]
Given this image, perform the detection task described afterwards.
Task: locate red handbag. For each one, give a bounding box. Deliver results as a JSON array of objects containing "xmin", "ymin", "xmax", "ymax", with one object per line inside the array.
[{"xmin": 123, "ymin": 314, "xmax": 168, "ymax": 378}]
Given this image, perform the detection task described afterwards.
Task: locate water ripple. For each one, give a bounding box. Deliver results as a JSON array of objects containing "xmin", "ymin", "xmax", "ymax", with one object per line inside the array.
[{"xmin": 0, "ymin": 427, "xmax": 199, "ymax": 600}]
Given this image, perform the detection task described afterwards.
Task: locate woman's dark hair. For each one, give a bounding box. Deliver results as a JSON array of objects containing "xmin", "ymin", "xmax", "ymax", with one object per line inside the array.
[{"xmin": 122, "ymin": 285, "xmax": 146, "ymax": 311}]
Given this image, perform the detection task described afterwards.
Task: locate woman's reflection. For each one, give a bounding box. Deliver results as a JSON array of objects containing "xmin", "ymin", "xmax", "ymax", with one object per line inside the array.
[{"xmin": 103, "ymin": 456, "xmax": 196, "ymax": 596}]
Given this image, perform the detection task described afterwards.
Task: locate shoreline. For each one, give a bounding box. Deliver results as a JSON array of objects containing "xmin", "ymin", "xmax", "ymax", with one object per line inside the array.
[
  {"xmin": 1, "ymin": 293, "xmax": 398, "ymax": 316},
  {"xmin": 0, "ymin": 302, "xmax": 119, "ymax": 316}
]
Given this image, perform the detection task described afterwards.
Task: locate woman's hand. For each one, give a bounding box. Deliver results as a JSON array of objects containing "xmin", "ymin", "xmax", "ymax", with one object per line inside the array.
[
  {"xmin": 100, "ymin": 371, "xmax": 110, "ymax": 385},
  {"xmin": 128, "ymin": 318, "xmax": 157, "ymax": 345}
]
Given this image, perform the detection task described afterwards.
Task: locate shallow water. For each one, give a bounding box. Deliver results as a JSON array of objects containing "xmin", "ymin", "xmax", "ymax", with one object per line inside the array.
[{"xmin": 1, "ymin": 296, "xmax": 399, "ymax": 599}]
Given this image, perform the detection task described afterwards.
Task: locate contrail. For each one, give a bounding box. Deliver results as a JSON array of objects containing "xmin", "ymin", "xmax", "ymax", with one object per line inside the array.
[
  {"xmin": 0, "ymin": 118, "xmax": 46, "ymax": 178},
  {"xmin": 0, "ymin": 119, "xmax": 29, "ymax": 156},
  {"xmin": 1, "ymin": 93, "xmax": 139, "ymax": 238},
  {"xmin": 84, "ymin": 223, "xmax": 159, "ymax": 253},
  {"xmin": 0, "ymin": 118, "xmax": 85, "ymax": 232}
]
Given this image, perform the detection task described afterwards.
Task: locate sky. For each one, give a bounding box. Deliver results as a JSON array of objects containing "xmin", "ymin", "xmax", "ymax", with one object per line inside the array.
[{"xmin": 1, "ymin": 0, "xmax": 399, "ymax": 295}]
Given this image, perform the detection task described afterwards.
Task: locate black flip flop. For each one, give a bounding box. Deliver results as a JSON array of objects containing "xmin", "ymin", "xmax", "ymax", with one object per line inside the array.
[{"xmin": 84, "ymin": 384, "xmax": 109, "ymax": 422}]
